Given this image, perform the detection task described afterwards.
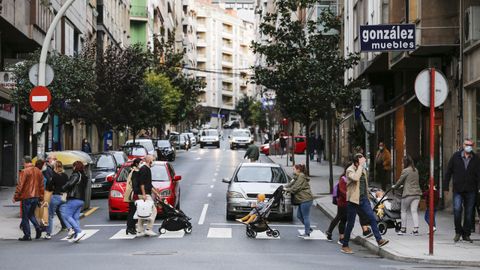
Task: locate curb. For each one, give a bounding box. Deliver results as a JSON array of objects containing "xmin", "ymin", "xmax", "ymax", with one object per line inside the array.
[{"xmin": 314, "ymin": 200, "xmax": 480, "ymax": 267}]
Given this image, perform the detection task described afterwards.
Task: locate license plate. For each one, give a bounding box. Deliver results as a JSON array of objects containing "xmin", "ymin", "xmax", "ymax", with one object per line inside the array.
[{"xmin": 92, "ymin": 184, "xmax": 102, "ymax": 188}]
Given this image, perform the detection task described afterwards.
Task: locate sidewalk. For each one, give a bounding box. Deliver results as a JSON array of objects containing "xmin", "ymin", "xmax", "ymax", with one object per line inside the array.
[
  {"xmin": 267, "ymin": 153, "xmax": 480, "ymax": 267},
  {"xmin": 0, "ymin": 186, "xmax": 61, "ymax": 240}
]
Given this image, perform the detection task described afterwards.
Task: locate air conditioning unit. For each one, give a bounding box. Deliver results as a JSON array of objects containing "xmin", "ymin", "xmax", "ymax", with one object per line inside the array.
[{"xmin": 465, "ymin": 6, "xmax": 480, "ymax": 43}]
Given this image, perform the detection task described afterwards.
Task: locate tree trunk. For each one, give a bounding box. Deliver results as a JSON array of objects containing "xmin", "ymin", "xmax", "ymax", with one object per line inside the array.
[
  {"xmin": 305, "ymin": 121, "xmax": 310, "ymax": 176},
  {"xmin": 327, "ymin": 113, "xmax": 334, "ymax": 193},
  {"xmin": 291, "ymin": 120, "xmax": 295, "ymax": 166}
]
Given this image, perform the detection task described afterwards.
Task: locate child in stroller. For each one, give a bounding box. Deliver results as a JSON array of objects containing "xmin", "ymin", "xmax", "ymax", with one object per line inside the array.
[
  {"xmin": 243, "ymin": 186, "xmax": 285, "ymax": 238},
  {"xmin": 156, "ymin": 199, "xmax": 193, "ymax": 235},
  {"xmin": 369, "ymin": 187, "xmax": 402, "ymax": 235},
  {"xmin": 236, "ymin": 194, "xmax": 267, "ymax": 224}
]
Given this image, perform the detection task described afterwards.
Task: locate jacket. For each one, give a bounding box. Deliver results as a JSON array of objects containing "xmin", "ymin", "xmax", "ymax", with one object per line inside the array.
[
  {"xmin": 444, "ymin": 150, "xmax": 480, "ymax": 193},
  {"xmin": 244, "ymin": 144, "xmax": 260, "ymax": 161},
  {"xmin": 285, "ymin": 172, "xmax": 314, "ymax": 203},
  {"xmin": 62, "ymin": 171, "xmax": 87, "ymax": 201},
  {"xmin": 393, "ymin": 167, "xmax": 422, "ymax": 198},
  {"xmin": 337, "ymin": 175, "xmax": 347, "ymax": 208},
  {"xmin": 14, "ymin": 164, "xmax": 44, "ymax": 201},
  {"xmin": 375, "ymin": 148, "xmax": 392, "ymax": 171},
  {"xmin": 124, "ymin": 167, "xmax": 139, "ymax": 203},
  {"xmin": 346, "ymin": 164, "xmax": 368, "ymax": 205}
]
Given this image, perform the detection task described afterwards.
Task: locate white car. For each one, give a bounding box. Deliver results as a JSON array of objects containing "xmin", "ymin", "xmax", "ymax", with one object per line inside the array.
[
  {"xmin": 125, "ymin": 139, "xmax": 157, "ymax": 159},
  {"xmin": 229, "ymin": 129, "xmax": 253, "ymax": 149},
  {"xmin": 182, "ymin": 132, "xmax": 197, "ymax": 146},
  {"xmin": 199, "ymin": 129, "xmax": 220, "ymax": 148}
]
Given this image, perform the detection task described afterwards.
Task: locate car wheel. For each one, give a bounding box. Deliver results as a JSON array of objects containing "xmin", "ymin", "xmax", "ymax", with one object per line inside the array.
[{"xmin": 109, "ymin": 212, "xmax": 117, "ymax": 220}]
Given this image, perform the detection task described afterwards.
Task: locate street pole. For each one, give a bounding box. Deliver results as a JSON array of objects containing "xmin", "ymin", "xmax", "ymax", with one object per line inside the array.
[
  {"xmin": 428, "ymin": 68, "xmax": 435, "ymax": 255},
  {"xmin": 35, "ymin": 0, "xmax": 77, "ymax": 158}
]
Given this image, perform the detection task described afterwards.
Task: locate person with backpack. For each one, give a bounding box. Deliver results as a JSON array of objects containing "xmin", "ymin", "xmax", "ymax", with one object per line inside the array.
[{"xmin": 326, "ymin": 163, "xmax": 349, "ymax": 244}]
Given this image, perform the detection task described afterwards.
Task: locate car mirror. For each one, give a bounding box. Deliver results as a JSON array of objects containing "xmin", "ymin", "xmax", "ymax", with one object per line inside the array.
[
  {"xmin": 174, "ymin": 175, "xmax": 182, "ymax": 181},
  {"xmin": 222, "ymin": 178, "xmax": 231, "ymax": 183},
  {"xmin": 106, "ymin": 174, "xmax": 115, "ymax": 183}
]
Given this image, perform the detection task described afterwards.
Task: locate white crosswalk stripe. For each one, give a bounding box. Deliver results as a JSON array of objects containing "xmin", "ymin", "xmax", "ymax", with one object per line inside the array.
[
  {"xmin": 298, "ymin": 229, "xmax": 327, "ymax": 240},
  {"xmin": 61, "ymin": 229, "xmax": 99, "ymax": 241},
  {"xmin": 207, "ymin": 228, "xmax": 232, "ymax": 238},
  {"xmin": 158, "ymin": 230, "xmax": 185, "ymax": 239},
  {"xmin": 109, "ymin": 229, "xmax": 136, "ymax": 240}
]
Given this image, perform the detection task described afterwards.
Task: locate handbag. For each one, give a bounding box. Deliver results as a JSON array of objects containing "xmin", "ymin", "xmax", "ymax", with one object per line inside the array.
[{"xmin": 134, "ymin": 199, "xmax": 154, "ymax": 219}]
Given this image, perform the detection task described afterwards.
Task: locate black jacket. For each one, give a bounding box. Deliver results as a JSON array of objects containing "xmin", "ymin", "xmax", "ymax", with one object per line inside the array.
[
  {"xmin": 444, "ymin": 151, "xmax": 480, "ymax": 193},
  {"xmin": 62, "ymin": 171, "xmax": 88, "ymax": 201}
]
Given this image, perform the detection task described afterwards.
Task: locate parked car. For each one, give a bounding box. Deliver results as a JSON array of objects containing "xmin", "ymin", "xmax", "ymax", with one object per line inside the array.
[
  {"xmin": 260, "ymin": 143, "xmax": 270, "ymax": 155},
  {"xmin": 156, "ymin": 140, "xmax": 176, "ymax": 161},
  {"xmin": 270, "ymin": 136, "xmax": 307, "ymax": 155},
  {"xmin": 90, "ymin": 152, "xmax": 119, "ymax": 197},
  {"xmin": 199, "ymin": 129, "xmax": 220, "ymax": 148},
  {"xmin": 110, "ymin": 151, "xmax": 128, "ymax": 166},
  {"xmin": 184, "ymin": 132, "xmax": 197, "ymax": 146},
  {"xmin": 223, "ymin": 120, "xmax": 240, "ymax": 129},
  {"xmin": 108, "ymin": 161, "xmax": 182, "ymax": 220},
  {"xmin": 169, "ymin": 132, "xmax": 180, "ymax": 149},
  {"xmin": 125, "ymin": 139, "xmax": 157, "ymax": 159},
  {"xmin": 229, "ymin": 129, "xmax": 253, "ymax": 149},
  {"xmin": 179, "ymin": 133, "xmax": 191, "ymax": 149},
  {"xmin": 121, "ymin": 145, "xmax": 148, "ymax": 160},
  {"xmin": 222, "ymin": 163, "xmax": 293, "ymax": 221}
]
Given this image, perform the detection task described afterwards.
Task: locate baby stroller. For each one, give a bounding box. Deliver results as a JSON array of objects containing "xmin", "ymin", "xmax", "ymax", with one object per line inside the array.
[
  {"xmin": 369, "ymin": 187, "xmax": 402, "ymax": 235},
  {"xmin": 245, "ymin": 186, "xmax": 284, "ymax": 238},
  {"xmin": 156, "ymin": 199, "xmax": 193, "ymax": 235}
]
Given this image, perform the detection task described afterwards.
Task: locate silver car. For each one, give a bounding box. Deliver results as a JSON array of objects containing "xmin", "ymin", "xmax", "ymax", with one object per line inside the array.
[{"xmin": 223, "ymin": 163, "xmax": 293, "ymax": 221}]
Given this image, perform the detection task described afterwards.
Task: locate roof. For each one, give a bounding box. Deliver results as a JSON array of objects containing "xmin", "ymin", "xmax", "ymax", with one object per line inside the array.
[{"xmin": 239, "ymin": 162, "xmax": 280, "ymax": 168}]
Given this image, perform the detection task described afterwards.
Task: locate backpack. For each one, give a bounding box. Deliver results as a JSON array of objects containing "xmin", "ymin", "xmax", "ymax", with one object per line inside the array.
[{"xmin": 332, "ymin": 182, "xmax": 339, "ymax": 205}]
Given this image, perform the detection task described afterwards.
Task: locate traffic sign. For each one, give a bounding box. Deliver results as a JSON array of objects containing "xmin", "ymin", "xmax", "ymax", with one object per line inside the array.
[
  {"xmin": 29, "ymin": 86, "xmax": 52, "ymax": 112},
  {"xmin": 29, "ymin": 63, "xmax": 54, "ymax": 86},
  {"xmin": 414, "ymin": 69, "xmax": 449, "ymax": 108}
]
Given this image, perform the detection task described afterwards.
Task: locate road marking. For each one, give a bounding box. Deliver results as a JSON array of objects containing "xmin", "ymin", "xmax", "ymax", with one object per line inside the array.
[
  {"xmin": 191, "ymin": 150, "xmax": 198, "ymax": 153},
  {"xmin": 255, "ymin": 232, "xmax": 281, "ymax": 240},
  {"xmin": 214, "ymin": 173, "xmax": 218, "ymax": 176},
  {"xmin": 210, "ymin": 185, "xmax": 214, "ymax": 188},
  {"xmin": 195, "ymin": 157, "xmax": 202, "ymax": 160},
  {"xmin": 110, "ymin": 229, "xmax": 136, "ymax": 239},
  {"xmin": 85, "ymin": 224, "xmax": 164, "ymax": 227},
  {"xmin": 159, "ymin": 230, "xmax": 185, "ymax": 239},
  {"xmin": 212, "ymin": 178, "xmax": 216, "ymax": 182},
  {"xmin": 207, "ymin": 227, "xmax": 232, "ymax": 238},
  {"xmin": 215, "ymin": 168, "xmax": 219, "ymax": 172},
  {"xmin": 82, "ymin": 207, "xmax": 99, "ymax": 217},
  {"xmin": 198, "ymin": 204, "xmax": 208, "ymax": 225},
  {"xmin": 207, "ymin": 193, "xmax": 212, "ymax": 197},
  {"xmin": 61, "ymin": 229, "xmax": 99, "ymax": 241},
  {"xmin": 297, "ymin": 229, "xmax": 327, "ymax": 240},
  {"xmin": 210, "ymin": 222, "xmax": 317, "ymax": 228}
]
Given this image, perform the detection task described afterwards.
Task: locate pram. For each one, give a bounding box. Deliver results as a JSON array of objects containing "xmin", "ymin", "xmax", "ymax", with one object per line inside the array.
[
  {"xmin": 245, "ymin": 186, "xmax": 284, "ymax": 238},
  {"xmin": 156, "ymin": 199, "xmax": 193, "ymax": 235},
  {"xmin": 369, "ymin": 187, "xmax": 402, "ymax": 235}
]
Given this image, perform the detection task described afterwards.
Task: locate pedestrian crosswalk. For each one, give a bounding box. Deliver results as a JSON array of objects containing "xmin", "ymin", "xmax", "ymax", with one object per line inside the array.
[{"xmin": 55, "ymin": 226, "xmax": 329, "ymax": 242}]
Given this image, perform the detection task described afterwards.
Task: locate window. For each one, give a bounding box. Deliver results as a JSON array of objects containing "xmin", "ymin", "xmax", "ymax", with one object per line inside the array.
[
  {"xmin": 117, "ymin": 166, "xmax": 131, "ymax": 182},
  {"xmin": 151, "ymin": 165, "xmax": 170, "ymax": 182},
  {"xmin": 92, "ymin": 154, "xmax": 115, "ymax": 169},
  {"xmin": 235, "ymin": 167, "xmax": 287, "ymax": 183}
]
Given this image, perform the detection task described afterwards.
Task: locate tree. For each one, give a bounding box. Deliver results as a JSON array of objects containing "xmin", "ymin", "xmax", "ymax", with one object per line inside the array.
[
  {"xmin": 253, "ymin": 0, "xmax": 359, "ymax": 183},
  {"xmin": 249, "ymin": 100, "xmax": 267, "ymax": 129},
  {"xmin": 235, "ymin": 95, "xmax": 255, "ymax": 126}
]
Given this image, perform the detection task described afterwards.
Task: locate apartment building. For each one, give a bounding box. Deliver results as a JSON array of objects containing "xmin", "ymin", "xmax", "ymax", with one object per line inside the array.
[
  {"xmin": 212, "ymin": 0, "xmax": 255, "ymax": 22},
  {"xmin": 97, "ymin": 0, "xmax": 130, "ymax": 53}
]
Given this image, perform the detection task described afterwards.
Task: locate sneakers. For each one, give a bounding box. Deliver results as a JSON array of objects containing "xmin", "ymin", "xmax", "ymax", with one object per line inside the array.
[
  {"xmin": 297, "ymin": 233, "xmax": 310, "ymax": 239},
  {"xmin": 326, "ymin": 231, "xmax": 333, "ymax": 242},
  {"xmin": 67, "ymin": 228, "xmax": 75, "ymax": 239},
  {"xmin": 340, "ymin": 246, "xmax": 354, "ymax": 254},
  {"xmin": 337, "ymin": 240, "xmax": 343, "ymax": 245},
  {"xmin": 454, "ymin": 234, "xmax": 461, "ymax": 242},
  {"xmin": 18, "ymin": 236, "xmax": 32, "ymax": 241},
  {"xmin": 463, "ymin": 235, "xmax": 473, "ymax": 243},
  {"xmin": 412, "ymin": 230, "xmax": 419, "ymax": 236},
  {"xmin": 397, "ymin": 229, "xmax": 406, "ymax": 236},
  {"xmin": 144, "ymin": 229, "xmax": 157, "ymax": 237},
  {"xmin": 363, "ymin": 228, "xmax": 373, "ymax": 238},
  {"xmin": 45, "ymin": 233, "xmax": 51, "ymax": 240},
  {"xmin": 377, "ymin": 239, "xmax": 389, "ymax": 247},
  {"xmin": 136, "ymin": 231, "xmax": 145, "ymax": 237},
  {"xmin": 69, "ymin": 231, "xmax": 86, "ymax": 243}
]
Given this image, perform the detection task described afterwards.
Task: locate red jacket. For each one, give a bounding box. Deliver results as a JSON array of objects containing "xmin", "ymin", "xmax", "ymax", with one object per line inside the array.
[
  {"xmin": 337, "ymin": 175, "xmax": 347, "ymax": 207},
  {"xmin": 14, "ymin": 164, "xmax": 44, "ymax": 201}
]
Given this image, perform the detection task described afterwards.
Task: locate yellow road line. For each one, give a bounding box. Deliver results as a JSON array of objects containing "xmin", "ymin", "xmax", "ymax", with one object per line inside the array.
[{"xmin": 83, "ymin": 207, "xmax": 99, "ymax": 217}]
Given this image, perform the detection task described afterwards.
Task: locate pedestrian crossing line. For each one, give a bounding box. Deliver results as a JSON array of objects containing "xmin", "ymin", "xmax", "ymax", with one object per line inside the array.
[
  {"xmin": 207, "ymin": 193, "xmax": 212, "ymax": 197},
  {"xmin": 110, "ymin": 229, "xmax": 136, "ymax": 240},
  {"xmin": 214, "ymin": 173, "xmax": 218, "ymax": 176},
  {"xmin": 297, "ymin": 229, "xmax": 327, "ymax": 240},
  {"xmin": 210, "ymin": 185, "xmax": 214, "ymax": 188},
  {"xmin": 207, "ymin": 227, "xmax": 232, "ymax": 238},
  {"xmin": 254, "ymin": 232, "xmax": 281, "ymax": 240},
  {"xmin": 61, "ymin": 229, "xmax": 99, "ymax": 241},
  {"xmin": 198, "ymin": 204, "xmax": 208, "ymax": 225},
  {"xmin": 158, "ymin": 230, "xmax": 185, "ymax": 239},
  {"xmin": 212, "ymin": 178, "xmax": 216, "ymax": 182}
]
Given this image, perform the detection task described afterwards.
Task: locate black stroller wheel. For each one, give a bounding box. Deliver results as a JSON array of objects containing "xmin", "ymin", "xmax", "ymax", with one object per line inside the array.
[
  {"xmin": 266, "ymin": 231, "xmax": 272, "ymax": 237},
  {"xmin": 184, "ymin": 226, "xmax": 192, "ymax": 234},
  {"xmin": 159, "ymin": 228, "xmax": 167, "ymax": 234},
  {"xmin": 246, "ymin": 228, "xmax": 256, "ymax": 238},
  {"xmin": 378, "ymin": 222, "xmax": 388, "ymax": 235},
  {"xmin": 272, "ymin": 229, "xmax": 280, "ymax": 238}
]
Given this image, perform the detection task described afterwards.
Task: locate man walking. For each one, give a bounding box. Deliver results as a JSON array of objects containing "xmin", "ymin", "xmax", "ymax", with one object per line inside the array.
[
  {"xmin": 13, "ymin": 156, "xmax": 45, "ymax": 241},
  {"xmin": 375, "ymin": 141, "xmax": 392, "ymax": 190},
  {"xmin": 307, "ymin": 133, "xmax": 316, "ymax": 161},
  {"xmin": 444, "ymin": 138, "xmax": 480, "ymax": 243},
  {"xmin": 43, "ymin": 154, "xmax": 67, "ymax": 231},
  {"xmin": 136, "ymin": 155, "xmax": 160, "ymax": 237},
  {"xmin": 244, "ymin": 143, "xmax": 260, "ymax": 162},
  {"xmin": 316, "ymin": 135, "xmax": 324, "ymax": 163}
]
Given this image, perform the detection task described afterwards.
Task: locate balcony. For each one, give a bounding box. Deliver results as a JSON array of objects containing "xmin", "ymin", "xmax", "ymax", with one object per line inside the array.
[
  {"xmin": 131, "ymin": 5, "xmax": 148, "ymax": 20},
  {"xmin": 197, "ymin": 39, "xmax": 207, "ymax": 47}
]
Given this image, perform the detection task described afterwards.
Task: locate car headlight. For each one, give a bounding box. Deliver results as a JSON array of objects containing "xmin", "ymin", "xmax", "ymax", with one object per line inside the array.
[
  {"xmin": 110, "ymin": 190, "xmax": 123, "ymax": 198},
  {"xmin": 227, "ymin": 191, "xmax": 244, "ymax": 198},
  {"xmin": 160, "ymin": 189, "xmax": 171, "ymax": 197}
]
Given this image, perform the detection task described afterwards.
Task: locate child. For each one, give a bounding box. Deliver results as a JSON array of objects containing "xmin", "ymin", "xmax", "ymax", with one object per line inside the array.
[
  {"xmin": 423, "ymin": 185, "xmax": 439, "ymax": 232},
  {"xmin": 236, "ymin": 194, "xmax": 266, "ymax": 224}
]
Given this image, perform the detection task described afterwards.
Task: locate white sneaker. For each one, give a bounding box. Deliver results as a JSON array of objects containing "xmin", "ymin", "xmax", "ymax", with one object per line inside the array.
[
  {"xmin": 72, "ymin": 231, "xmax": 86, "ymax": 243},
  {"xmin": 44, "ymin": 234, "xmax": 51, "ymax": 240},
  {"xmin": 136, "ymin": 231, "xmax": 145, "ymax": 237},
  {"xmin": 145, "ymin": 229, "xmax": 157, "ymax": 237},
  {"xmin": 67, "ymin": 229, "xmax": 75, "ymax": 239}
]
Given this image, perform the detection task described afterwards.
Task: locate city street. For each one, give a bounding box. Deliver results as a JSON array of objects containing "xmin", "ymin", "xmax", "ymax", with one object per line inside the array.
[{"xmin": 0, "ymin": 137, "xmax": 473, "ymax": 270}]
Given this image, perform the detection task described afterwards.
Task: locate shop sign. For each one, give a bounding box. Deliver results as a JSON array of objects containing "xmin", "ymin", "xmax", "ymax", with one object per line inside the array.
[
  {"xmin": 0, "ymin": 72, "xmax": 15, "ymax": 90},
  {"xmin": 0, "ymin": 104, "xmax": 15, "ymax": 122},
  {"xmin": 360, "ymin": 24, "xmax": 416, "ymax": 52}
]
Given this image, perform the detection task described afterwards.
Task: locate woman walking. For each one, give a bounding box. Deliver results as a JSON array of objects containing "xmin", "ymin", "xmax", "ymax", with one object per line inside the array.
[
  {"xmin": 393, "ymin": 155, "xmax": 422, "ymax": 235},
  {"xmin": 285, "ymin": 164, "xmax": 314, "ymax": 238},
  {"xmin": 326, "ymin": 163, "xmax": 349, "ymax": 244},
  {"xmin": 45, "ymin": 161, "xmax": 69, "ymax": 239},
  {"xmin": 61, "ymin": 161, "xmax": 88, "ymax": 243},
  {"xmin": 124, "ymin": 158, "xmax": 141, "ymax": 235}
]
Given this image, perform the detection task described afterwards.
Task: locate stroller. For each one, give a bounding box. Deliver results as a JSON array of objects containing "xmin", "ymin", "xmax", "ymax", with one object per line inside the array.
[
  {"xmin": 245, "ymin": 186, "xmax": 285, "ymax": 238},
  {"xmin": 369, "ymin": 187, "xmax": 402, "ymax": 235},
  {"xmin": 156, "ymin": 199, "xmax": 193, "ymax": 235}
]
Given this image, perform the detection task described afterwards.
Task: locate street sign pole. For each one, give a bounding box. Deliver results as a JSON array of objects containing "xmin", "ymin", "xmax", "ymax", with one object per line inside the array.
[
  {"xmin": 35, "ymin": 0, "xmax": 77, "ymax": 158},
  {"xmin": 428, "ymin": 68, "xmax": 435, "ymax": 255}
]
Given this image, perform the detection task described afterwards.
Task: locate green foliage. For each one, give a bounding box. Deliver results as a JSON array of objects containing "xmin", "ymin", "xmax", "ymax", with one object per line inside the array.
[
  {"xmin": 249, "ymin": 101, "xmax": 267, "ymax": 129},
  {"xmin": 143, "ymin": 72, "xmax": 182, "ymax": 126},
  {"xmin": 235, "ymin": 95, "xmax": 255, "ymax": 126}
]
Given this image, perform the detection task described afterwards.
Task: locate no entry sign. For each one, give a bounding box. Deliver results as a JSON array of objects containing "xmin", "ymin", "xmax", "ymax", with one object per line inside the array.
[{"xmin": 29, "ymin": 86, "xmax": 51, "ymax": 112}]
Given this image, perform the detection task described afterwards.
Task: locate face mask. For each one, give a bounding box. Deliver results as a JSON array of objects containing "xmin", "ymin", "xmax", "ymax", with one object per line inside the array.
[
  {"xmin": 465, "ymin": 146, "xmax": 473, "ymax": 153},
  {"xmin": 379, "ymin": 147, "xmax": 384, "ymax": 150}
]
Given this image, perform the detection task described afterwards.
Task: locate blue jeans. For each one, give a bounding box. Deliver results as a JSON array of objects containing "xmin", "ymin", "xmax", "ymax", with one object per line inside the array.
[
  {"xmin": 453, "ymin": 191, "xmax": 476, "ymax": 236},
  {"xmin": 60, "ymin": 199, "xmax": 84, "ymax": 234},
  {"xmin": 424, "ymin": 208, "xmax": 437, "ymax": 227},
  {"xmin": 21, "ymin": 198, "xmax": 41, "ymax": 237},
  {"xmin": 47, "ymin": 195, "xmax": 65, "ymax": 234},
  {"xmin": 343, "ymin": 197, "xmax": 382, "ymax": 247},
  {"xmin": 297, "ymin": 200, "xmax": 313, "ymax": 235}
]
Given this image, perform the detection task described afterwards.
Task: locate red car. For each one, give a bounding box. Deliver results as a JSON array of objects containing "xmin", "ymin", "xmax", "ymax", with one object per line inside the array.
[
  {"xmin": 269, "ymin": 136, "xmax": 307, "ymax": 155},
  {"xmin": 121, "ymin": 145, "xmax": 148, "ymax": 160},
  {"xmin": 108, "ymin": 161, "xmax": 182, "ymax": 220}
]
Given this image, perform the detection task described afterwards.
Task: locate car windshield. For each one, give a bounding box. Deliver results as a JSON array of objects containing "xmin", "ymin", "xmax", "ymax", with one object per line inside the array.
[
  {"xmin": 232, "ymin": 130, "xmax": 250, "ymax": 137},
  {"xmin": 116, "ymin": 166, "xmax": 131, "ymax": 182},
  {"xmin": 126, "ymin": 141, "xmax": 153, "ymax": 152},
  {"xmin": 202, "ymin": 130, "xmax": 218, "ymax": 136},
  {"xmin": 235, "ymin": 166, "xmax": 287, "ymax": 183},
  {"xmin": 113, "ymin": 153, "xmax": 126, "ymax": 165},
  {"xmin": 124, "ymin": 147, "xmax": 147, "ymax": 156},
  {"xmin": 157, "ymin": 141, "xmax": 171, "ymax": 147},
  {"xmin": 93, "ymin": 154, "xmax": 115, "ymax": 169},
  {"xmin": 151, "ymin": 165, "xmax": 169, "ymax": 182}
]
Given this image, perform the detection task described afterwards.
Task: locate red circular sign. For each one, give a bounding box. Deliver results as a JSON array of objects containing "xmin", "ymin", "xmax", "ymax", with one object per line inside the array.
[{"xmin": 29, "ymin": 86, "xmax": 51, "ymax": 112}]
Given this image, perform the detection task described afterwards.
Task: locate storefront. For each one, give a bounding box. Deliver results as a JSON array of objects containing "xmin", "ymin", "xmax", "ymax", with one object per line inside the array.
[{"xmin": 0, "ymin": 103, "xmax": 16, "ymax": 186}]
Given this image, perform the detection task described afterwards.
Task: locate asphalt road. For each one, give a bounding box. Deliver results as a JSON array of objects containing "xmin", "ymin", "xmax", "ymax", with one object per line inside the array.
[{"xmin": 0, "ymin": 133, "xmax": 475, "ymax": 270}]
